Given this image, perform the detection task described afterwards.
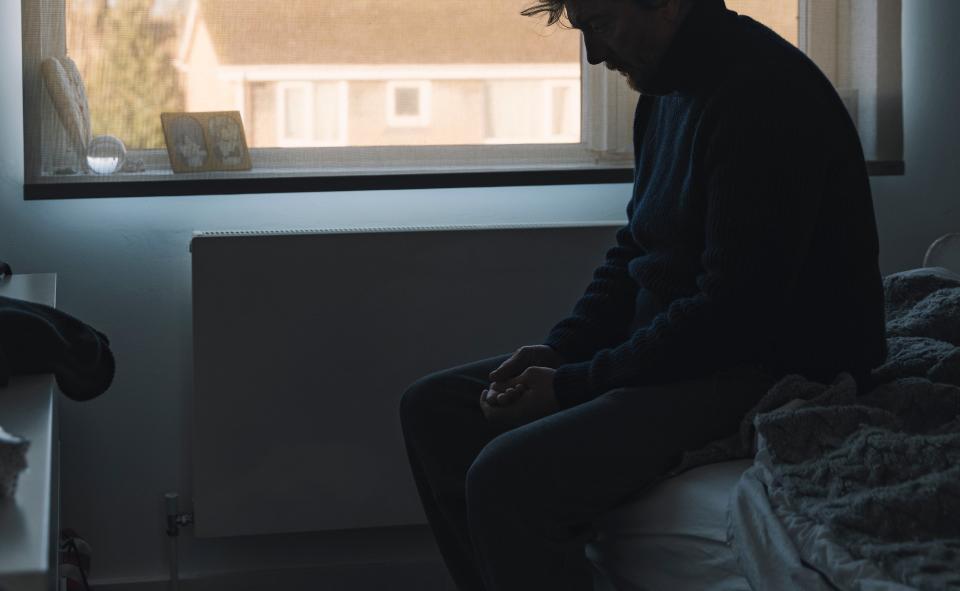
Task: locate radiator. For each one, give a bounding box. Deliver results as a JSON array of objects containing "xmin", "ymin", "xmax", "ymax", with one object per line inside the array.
[{"xmin": 190, "ymin": 223, "xmax": 621, "ymax": 538}]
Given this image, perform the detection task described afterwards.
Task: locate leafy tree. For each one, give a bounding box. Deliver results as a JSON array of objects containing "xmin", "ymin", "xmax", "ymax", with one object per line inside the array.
[{"xmin": 83, "ymin": 0, "xmax": 183, "ymax": 149}]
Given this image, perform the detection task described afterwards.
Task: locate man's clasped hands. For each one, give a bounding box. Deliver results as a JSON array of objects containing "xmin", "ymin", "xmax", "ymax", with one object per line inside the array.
[{"xmin": 479, "ymin": 345, "xmax": 565, "ymax": 427}]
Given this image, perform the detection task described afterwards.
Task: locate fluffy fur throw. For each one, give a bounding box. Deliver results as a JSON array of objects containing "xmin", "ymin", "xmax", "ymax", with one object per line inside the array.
[{"xmin": 711, "ymin": 266, "xmax": 960, "ymax": 589}]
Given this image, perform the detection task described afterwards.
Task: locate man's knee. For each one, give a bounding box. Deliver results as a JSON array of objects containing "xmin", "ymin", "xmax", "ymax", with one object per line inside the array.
[
  {"xmin": 399, "ymin": 374, "xmax": 439, "ymax": 430},
  {"xmin": 399, "ymin": 370, "xmax": 468, "ymax": 432}
]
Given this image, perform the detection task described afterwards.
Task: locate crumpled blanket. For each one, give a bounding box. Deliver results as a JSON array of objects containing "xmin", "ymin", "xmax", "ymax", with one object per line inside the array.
[
  {"xmin": 673, "ymin": 266, "xmax": 960, "ymax": 589},
  {"xmin": 746, "ymin": 373, "xmax": 960, "ymax": 590}
]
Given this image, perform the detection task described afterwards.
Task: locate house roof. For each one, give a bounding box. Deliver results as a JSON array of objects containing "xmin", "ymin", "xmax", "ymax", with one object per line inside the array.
[{"xmin": 195, "ymin": 0, "xmax": 580, "ymax": 65}]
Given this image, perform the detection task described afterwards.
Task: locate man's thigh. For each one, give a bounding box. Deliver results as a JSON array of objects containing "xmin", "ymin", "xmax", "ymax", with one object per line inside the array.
[
  {"xmin": 468, "ymin": 364, "xmax": 776, "ymax": 524},
  {"xmin": 400, "ymin": 353, "xmax": 510, "ymax": 429},
  {"xmin": 400, "ymin": 354, "xmax": 513, "ymax": 487}
]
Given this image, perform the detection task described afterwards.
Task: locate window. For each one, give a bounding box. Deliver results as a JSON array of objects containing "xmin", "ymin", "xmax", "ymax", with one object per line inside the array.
[
  {"xmin": 728, "ymin": 0, "xmax": 903, "ymax": 169},
  {"xmin": 386, "ymin": 81, "xmax": 431, "ymax": 128},
  {"xmin": 482, "ymin": 78, "xmax": 580, "ymax": 144},
  {"xmin": 546, "ymin": 80, "xmax": 580, "ymax": 141},
  {"xmin": 726, "ymin": 0, "xmax": 800, "ymax": 45},
  {"xmin": 23, "ymin": 0, "xmax": 902, "ymax": 199},
  {"xmin": 484, "ymin": 80, "xmax": 549, "ymax": 143},
  {"xmin": 276, "ymin": 81, "xmax": 348, "ymax": 147}
]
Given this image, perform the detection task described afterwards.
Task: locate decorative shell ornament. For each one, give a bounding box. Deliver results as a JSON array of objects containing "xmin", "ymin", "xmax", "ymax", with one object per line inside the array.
[{"xmin": 40, "ymin": 55, "xmax": 94, "ymax": 169}]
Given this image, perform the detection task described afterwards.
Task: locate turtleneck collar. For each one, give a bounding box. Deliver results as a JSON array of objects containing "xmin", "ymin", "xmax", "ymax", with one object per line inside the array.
[{"xmin": 639, "ymin": 0, "xmax": 734, "ymax": 96}]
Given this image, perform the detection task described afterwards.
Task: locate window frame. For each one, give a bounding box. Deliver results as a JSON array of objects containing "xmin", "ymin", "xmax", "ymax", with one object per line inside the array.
[
  {"xmin": 21, "ymin": 0, "xmax": 901, "ymax": 201},
  {"xmin": 544, "ymin": 79, "xmax": 581, "ymax": 142}
]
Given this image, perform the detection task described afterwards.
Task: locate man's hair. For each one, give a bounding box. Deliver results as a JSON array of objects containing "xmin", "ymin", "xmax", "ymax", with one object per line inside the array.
[{"xmin": 520, "ymin": 0, "xmax": 674, "ymax": 27}]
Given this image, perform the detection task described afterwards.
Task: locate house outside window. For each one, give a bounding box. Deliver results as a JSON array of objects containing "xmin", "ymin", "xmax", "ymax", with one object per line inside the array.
[
  {"xmin": 482, "ymin": 77, "xmax": 580, "ymax": 144},
  {"xmin": 57, "ymin": 0, "xmax": 587, "ymax": 154},
  {"xmin": 545, "ymin": 80, "xmax": 579, "ymax": 142}
]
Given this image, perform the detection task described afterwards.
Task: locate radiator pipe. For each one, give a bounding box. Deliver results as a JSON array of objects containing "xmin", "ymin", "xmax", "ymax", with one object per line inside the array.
[{"xmin": 164, "ymin": 492, "xmax": 188, "ymax": 591}]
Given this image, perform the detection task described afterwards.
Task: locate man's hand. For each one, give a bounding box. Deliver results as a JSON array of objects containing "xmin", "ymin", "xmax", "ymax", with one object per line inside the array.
[
  {"xmin": 480, "ymin": 366, "xmax": 560, "ymax": 428},
  {"xmin": 487, "ymin": 345, "xmax": 565, "ymax": 402}
]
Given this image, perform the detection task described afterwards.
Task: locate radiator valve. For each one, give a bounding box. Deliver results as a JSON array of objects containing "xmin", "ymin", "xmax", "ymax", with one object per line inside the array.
[{"xmin": 164, "ymin": 492, "xmax": 194, "ymax": 537}]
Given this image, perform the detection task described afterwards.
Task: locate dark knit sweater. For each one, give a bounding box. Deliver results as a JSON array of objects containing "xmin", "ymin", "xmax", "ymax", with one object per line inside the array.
[{"xmin": 544, "ymin": 0, "xmax": 887, "ymax": 410}]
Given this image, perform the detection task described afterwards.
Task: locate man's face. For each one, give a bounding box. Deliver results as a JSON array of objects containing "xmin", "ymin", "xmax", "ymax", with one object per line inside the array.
[{"xmin": 565, "ymin": 0, "xmax": 688, "ymax": 92}]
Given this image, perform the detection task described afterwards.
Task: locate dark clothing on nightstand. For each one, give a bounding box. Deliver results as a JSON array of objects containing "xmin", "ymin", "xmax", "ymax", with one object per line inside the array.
[{"xmin": 0, "ymin": 295, "xmax": 114, "ymax": 401}]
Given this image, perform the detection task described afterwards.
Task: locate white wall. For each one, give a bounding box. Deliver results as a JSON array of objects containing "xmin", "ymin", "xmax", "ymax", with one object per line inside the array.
[
  {"xmin": 870, "ymin": 0, "xmax": 960, "ymax": 272},
  {"xmin": 1, "ymin": 0, "xmax": 957, "ymax": 585}
]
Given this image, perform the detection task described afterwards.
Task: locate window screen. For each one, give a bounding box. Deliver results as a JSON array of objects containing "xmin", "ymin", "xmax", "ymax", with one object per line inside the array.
[{"xmin": 63, "ymin": 0, "xmax": 581, "ymax": 151}]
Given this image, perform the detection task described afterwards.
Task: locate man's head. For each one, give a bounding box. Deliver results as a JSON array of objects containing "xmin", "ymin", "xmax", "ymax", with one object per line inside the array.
[{"xmin": 522, "ymin": 0, "xmax": 694, "ymax": 92}]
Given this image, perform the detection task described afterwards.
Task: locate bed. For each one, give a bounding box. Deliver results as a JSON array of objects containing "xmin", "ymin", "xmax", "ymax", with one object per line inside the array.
[
  {"xmin": 585, "ymin": 234, "xmax": 960, "ymax": 591},
  {"xmin": 587, "ymin": 459, "xmax": 754, "ymax": 591}
]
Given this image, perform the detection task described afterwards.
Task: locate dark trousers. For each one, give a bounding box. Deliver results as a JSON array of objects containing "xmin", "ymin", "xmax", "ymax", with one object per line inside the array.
[{"xmin": 399, "ymin": 354, "xmax": 776, "ymax": 591}]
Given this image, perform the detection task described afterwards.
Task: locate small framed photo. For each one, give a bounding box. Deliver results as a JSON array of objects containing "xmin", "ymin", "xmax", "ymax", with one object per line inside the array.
[{"xmin": 161, "ymin": 111, "xmax": 252, "ymax": 173}]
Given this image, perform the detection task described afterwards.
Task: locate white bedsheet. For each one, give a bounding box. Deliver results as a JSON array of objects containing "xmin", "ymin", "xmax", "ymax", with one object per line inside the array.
[
  {"xmin": 729, "ymin": 442, "xmax": 921, "ymax": 591},
  {"xmin": 585, "ymin": 459, "xmax": 754, "ymax": 591}
]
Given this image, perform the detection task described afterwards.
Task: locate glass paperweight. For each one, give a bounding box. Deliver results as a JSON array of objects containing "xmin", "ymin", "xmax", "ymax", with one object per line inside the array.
[{"xmin": 85, "ymin": 135, "xmax": 127, "ymax": 175}]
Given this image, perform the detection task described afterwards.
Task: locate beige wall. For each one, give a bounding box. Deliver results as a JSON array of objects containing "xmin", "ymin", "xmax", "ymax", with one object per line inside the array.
[
  {"xmin": 347, "ymin": 80, "xmax": 487, "ymax": 146},
  {"xmin": 181, "ymin": 18, "xmax": 239, "ymax": 114}
]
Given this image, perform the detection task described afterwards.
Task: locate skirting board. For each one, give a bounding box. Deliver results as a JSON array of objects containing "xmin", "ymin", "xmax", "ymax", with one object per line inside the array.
[{"xmin": 88, "ymin": 561, "xmax": 458, "ymax": 591}]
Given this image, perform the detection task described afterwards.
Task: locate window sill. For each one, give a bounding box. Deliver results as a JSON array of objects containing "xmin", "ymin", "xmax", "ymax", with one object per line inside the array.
[
  {"xmin": 866, "ymin": 161, "xmax": 905, "ymax": 176},
  {"xmin": 23, "ymin": 160, "xmax": 904, "ymax": 200},
  {"xmin": 23, "ymin": 166, "xmax": 636, "ymax": 200}
]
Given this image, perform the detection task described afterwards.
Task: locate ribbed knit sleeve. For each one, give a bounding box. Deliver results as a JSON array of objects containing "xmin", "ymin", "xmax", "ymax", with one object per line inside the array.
[
  {"xmin": 541, "ymin": 98, "xmax": 653, "ymax": 364},
  {"xmin": 552, "ymin": 80, "xmax": 832, "ymax": 409},
  {"xmin": 542, "ymin": 220, "xmax": 644, "ymax": 363}
]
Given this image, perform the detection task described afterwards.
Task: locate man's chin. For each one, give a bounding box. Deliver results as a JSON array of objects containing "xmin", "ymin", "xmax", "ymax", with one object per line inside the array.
[
  {"xmin": 606, "ymin": 63, "xmax": 646, "ymax": 92},
  {"xmin": 618, "ymin": 70, "xmax": 643, "ymax": 92}
]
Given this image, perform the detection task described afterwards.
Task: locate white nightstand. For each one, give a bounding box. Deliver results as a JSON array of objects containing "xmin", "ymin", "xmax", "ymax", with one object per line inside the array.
[{"xmin": 0, "ymin": 274, "xmax": 60, "ymax": 591}]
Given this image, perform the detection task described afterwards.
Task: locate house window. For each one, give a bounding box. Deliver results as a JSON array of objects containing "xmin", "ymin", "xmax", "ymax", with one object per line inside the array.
[
  {"xmin": 22, "ymin": 0, "xmax": 902, "ymax": 198},
  {"xmin": 483, "ymin": 78, "xmax": 580, "ymax": 144},
  {"xmin": 281, "ymin": 84, "xmax": 310, "ymax": 142},
  {"xmin": 386, "ymin": 81, "xmax": 431, "ymax": 128},
  {"xmin": 484, "ymin": 80, "xmax": 545, "ymax": 144},
  {"xmin": 276, "ymin": 81, "xmax": 348, "ymax": 147},
  {"xmin": 545, "ymin": 80, "xmax": 580, "ymax": 141}
]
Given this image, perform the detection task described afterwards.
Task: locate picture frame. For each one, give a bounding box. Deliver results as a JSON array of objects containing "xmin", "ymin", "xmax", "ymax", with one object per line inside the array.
[{"xmin": 160, "ymin": 111, "xmax": 252, "ymax": 173}]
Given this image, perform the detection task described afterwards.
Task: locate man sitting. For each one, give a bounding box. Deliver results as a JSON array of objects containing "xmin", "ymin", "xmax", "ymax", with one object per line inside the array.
[{"xmin": 399, "ymin": 1, "xmax": 887, "ymax": 589}]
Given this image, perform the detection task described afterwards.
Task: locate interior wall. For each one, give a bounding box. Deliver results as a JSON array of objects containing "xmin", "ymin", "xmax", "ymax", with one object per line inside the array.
[
  {"xmin": 870, "ymin": 0, "xmax": 960, "ymax": 273},
  {"xmin": 1, "ymin": 2, "xmax": 632, "ymax": 584},
  {"xmin": 1, "ymin": 0, "xmax": 957, "ymax": 584}
]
